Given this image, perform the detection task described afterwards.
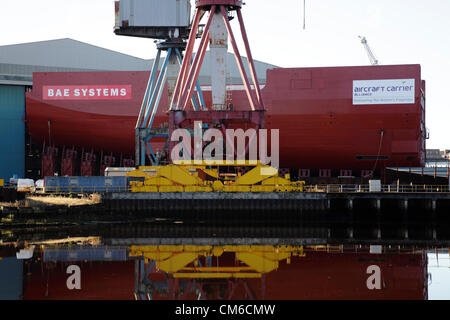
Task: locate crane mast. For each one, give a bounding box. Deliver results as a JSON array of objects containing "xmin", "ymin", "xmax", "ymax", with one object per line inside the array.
[{"xmin": 359, "ymin": 36, "xmax": 379, "ymax": 65}]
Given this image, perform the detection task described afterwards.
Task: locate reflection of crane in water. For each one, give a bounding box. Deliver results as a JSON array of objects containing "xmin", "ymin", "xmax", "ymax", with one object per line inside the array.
[
  {"xmin": 359, "ymin": 36, "xmax": 379, "ymax": 65},
  {"xmin": 131, "ymin": 245, "xmax": 305, "ymax": 300}
]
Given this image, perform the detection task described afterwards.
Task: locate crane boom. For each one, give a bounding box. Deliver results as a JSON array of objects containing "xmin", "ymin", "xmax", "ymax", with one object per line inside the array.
[
  {"xmin": 359, "ymin": 36, "xmax": 379, "ymax": 65},
  {"xmin": 303, "ymin": 0, "xmax": 306, "ymax": 30}
]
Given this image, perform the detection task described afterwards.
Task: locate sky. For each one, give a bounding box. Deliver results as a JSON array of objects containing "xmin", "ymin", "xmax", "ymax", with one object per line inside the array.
[{"xmin": 0, "ymin": 0, "xmax": 449, "ymax": 149}]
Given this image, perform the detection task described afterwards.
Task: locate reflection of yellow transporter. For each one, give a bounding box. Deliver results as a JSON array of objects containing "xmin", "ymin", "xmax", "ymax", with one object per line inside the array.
[
  {"xmin": 129, "ymin": 245, "xmax": 305, "ymax": 278},
  {"xmin": 127, "ymin": 162, "xmax": 305, "ymax": 193}
]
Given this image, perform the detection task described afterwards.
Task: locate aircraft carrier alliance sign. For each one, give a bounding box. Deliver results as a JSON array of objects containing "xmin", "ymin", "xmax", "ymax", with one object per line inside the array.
[{"xmin": 353, "ymin": 79, "xmax": 415, "ymax": 105}]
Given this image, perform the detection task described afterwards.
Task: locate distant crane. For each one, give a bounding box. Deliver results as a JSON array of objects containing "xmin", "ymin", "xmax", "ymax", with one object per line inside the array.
[
  {"xmin": 359, "ymin": 36, "xmax": 379, "ymax": 65},
  {"xmin": 303, "ymin": 0, "xmax": 306, "ymax": 30}
]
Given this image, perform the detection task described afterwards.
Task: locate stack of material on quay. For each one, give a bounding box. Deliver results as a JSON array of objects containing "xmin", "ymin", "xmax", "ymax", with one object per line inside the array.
[{"xmin": 0, "ymin": 194, "xmax": 101, "ymax": 209}]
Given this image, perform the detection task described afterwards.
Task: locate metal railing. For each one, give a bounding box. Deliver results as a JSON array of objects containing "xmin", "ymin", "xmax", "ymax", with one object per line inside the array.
[
  {"xmin": 44, "ymin": 186, "xmax": 130, "ymax": 194},
  {"xmin": 390, "ymin": 166, "xmax": 450, "ymax": 179},
  {"xmin": 304, "ymin": 184, "xmax": 450, "ymax": 193},
  {"xmin": 43, "ymin": 184, "xmax": 449, "ymax": 194}
]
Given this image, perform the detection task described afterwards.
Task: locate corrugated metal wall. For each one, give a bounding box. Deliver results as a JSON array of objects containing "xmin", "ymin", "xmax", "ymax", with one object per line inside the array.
[
  {"xmin": 119, "ymin": 0, "xmax": 191, "ymax": 27},
  {"xmin": 0, "ymin": 85, "xmax": 25, "ymax": 180}
]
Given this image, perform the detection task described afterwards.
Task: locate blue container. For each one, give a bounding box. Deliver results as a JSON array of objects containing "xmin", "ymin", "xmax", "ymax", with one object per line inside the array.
[
  {"xmin": 44, "ymin": 176, "xmax": 128, "ymax": 193},
  {"xmin": 0, "ymin": 85, "xmax": 25, "ymax": 180}
]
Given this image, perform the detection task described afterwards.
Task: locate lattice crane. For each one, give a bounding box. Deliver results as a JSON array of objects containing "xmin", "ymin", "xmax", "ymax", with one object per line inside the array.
[{"xmin": 359, "ymin": 36, "xmax": 379, "ymax": 65}]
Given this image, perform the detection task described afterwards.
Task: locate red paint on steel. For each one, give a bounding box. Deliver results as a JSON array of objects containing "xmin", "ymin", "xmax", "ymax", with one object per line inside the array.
[
  {"xmin": 171, "ymin": 9, "xmax": 202, "ymax": 110},
  {"xmin": 178, "ymin": 6, "xmax": 216, "ymax": 110},
  {"xmin": 182, "ymin": 30, "xmax": 210, "ymax": 110},
  {"xmin": 236, "ymin": 8, "xmax": 265, "ymax": 110},
  {"xmin": 80, "ymin": 149, "xmax": 97, "ymax": 176},
  {"xmin": 41, "ymin": 144, "xmax": 58, "ymax": 178},
  {"xmin": 100, "ymin": 152, "xmax": 116, "ymax": 176},
  {"xmin": 196, "ymin": 0, "xmax": 242, "ymax": 8},
  {"xmin": 42, "ymin": 85, "xmax": 132, "ymax": 100},
  {"xmin": 169, "ymin": 3, "xmax": 265, "ymax": 162},
  {"xmin": 26, "ymin": 64, "xmax": 425, "ymax": 170},
  {"xmin": 61, "ymin": 146, "xmax": 77, "ymax": 176},
  {"xmin": 220, "ymin": 5, "xmax": 258, "ymax": 111}
]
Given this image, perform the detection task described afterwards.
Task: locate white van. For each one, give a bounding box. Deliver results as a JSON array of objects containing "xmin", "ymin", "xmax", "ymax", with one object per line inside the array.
[{"xmin": 17, "ymin": 179, "xmax": 35, "ymax": 192}]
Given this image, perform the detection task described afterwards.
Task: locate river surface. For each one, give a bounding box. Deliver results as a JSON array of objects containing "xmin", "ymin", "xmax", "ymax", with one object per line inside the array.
[{"xmin": 1, "ymin": 222, "xmax": 448, "ymax": 300}]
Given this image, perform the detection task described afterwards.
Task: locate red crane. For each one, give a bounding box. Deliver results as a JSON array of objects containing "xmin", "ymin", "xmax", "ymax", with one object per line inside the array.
[{"xmin": 168, "ymin": 0, "xmax": 266, "ymax": 162}]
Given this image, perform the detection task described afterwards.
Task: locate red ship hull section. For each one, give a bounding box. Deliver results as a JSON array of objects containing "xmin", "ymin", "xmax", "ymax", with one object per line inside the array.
[{"xmin": 26, "ymin": 65, "xmax": 425, "ymax": 169}]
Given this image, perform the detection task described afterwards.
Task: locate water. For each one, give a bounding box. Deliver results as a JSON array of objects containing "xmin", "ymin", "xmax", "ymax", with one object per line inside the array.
[
  {"xmin": 1, "ymin": 233, "xmax": 447, "ymax": 300},
  {"xmin": 1, "ymin": 211, "xmax": 449, "ymax": 300}
]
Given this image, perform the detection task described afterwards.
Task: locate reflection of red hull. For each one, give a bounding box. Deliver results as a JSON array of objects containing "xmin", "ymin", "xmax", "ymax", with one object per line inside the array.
[
  {"xmin": 24, "ymin": 261, "xmax": 135, "ymax": 300},
  {"xmin": 251, "ymin": 252, "xmax": 428, "ymax": 300},
  {"xmin": 23, "ymin": 252, "xmax": 427, "ymax": 300},
  {"xmin": 26, "ymin": 64, "xmax": 425, "ymax": 169}
]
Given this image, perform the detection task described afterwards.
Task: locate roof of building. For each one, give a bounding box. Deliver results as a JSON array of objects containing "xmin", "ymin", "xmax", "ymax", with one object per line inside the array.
[
  {"xmin": 0, "ymin": 38, "xmax": 278, "ymax": 86},
  {"xmin": 0, "ymin": 38, "xmax": 151, "ymax": 71}
]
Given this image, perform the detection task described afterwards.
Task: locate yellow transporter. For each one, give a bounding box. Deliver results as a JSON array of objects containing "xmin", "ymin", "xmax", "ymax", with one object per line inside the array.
[{"xmin": 126, "ymin": 162, "xmax": 305, "ymax": 193}]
